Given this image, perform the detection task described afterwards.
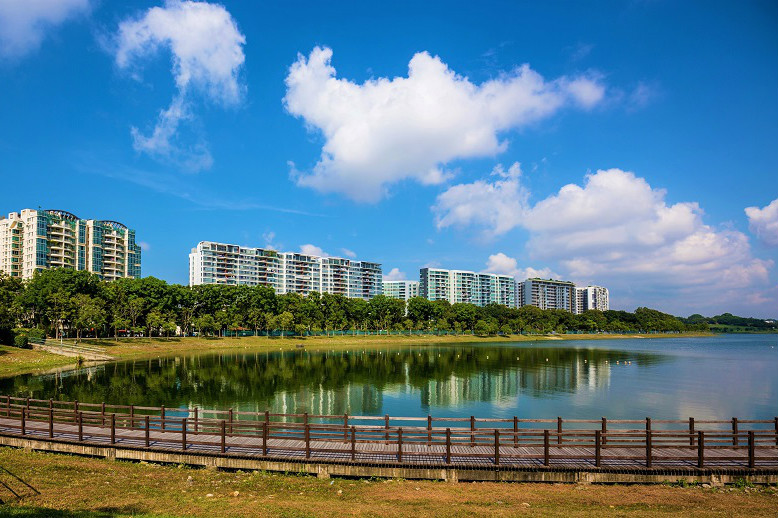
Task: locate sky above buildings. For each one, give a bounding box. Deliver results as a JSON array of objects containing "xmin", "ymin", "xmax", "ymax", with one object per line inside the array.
[{"xmin": 0, "ymin": 0, "xmax": 776, "ymax": 317}]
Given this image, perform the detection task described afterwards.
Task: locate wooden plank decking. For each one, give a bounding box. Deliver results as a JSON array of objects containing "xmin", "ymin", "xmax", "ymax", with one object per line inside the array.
[{"xmin": 0, "ymin": 395, "xmax": 776, "ymax": 474}]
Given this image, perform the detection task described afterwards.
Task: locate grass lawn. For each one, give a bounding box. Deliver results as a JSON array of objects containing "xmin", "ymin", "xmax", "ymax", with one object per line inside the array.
[
  {"xmin": 0, "ymin": 332, "xmax": 715, "ymax": 379},
  {"xmin": 0, "ymin": 448, "xmax": 775, "ymax": 518}
]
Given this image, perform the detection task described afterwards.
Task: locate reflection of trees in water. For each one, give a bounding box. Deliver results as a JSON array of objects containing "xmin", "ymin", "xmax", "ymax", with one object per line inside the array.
[{"xmin": 0, "ymin": 346, "xmax": 667, "ymax": 416}]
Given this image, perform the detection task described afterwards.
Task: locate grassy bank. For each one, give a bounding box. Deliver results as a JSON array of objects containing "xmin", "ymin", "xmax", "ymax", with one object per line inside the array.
[
  {"xmin": 0, "ymin": 448, "xmax": 775, "ymax": 518},
  {"xmin": 0, "ymin": 332, "xmax": 714, "ymax": 378}
]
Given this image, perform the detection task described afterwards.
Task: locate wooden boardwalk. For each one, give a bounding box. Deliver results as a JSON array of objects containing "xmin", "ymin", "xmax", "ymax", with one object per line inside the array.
[{"xmin": 1, "ymin": 396, "xmax": 777, "ymax": 473}]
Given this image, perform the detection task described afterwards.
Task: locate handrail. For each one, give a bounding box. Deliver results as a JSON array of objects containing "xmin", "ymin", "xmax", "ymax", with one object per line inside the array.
[{"xmin": 1, "ymin": 395, "xmax": 777, "ymax": 470}]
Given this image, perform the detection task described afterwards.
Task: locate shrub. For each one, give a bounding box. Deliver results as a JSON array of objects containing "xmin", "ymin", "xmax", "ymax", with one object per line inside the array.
[{"xmin": 13, "ymin": 332, "xmax": 29, "ymax": 349}]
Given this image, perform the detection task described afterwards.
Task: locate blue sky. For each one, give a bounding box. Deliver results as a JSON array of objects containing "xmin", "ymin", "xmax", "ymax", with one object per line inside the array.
[{"xmin": 1, "ymin": 0, "xmax": 776, "ymax": 317}]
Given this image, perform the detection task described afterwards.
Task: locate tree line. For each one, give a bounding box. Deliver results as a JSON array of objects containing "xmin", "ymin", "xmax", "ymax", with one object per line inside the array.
[{"xmin": 0, "ymin": 269, "xmax": 707, "ymax": 346}]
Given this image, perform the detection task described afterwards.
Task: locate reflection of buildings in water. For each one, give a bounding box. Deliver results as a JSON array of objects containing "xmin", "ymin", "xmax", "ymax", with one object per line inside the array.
[
  {"xmin": 415, "ymin": 358, "xmax": 613, "ymax": 409},
  {"xmin": 261, "ymin": 383, "xmax": 383, "ymax": 417}
]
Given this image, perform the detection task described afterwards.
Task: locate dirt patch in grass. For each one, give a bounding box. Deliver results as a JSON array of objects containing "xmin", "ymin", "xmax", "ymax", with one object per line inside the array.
[{"xmin": 0, "ymin": 448, "xmax": 775, "ymax": 518}]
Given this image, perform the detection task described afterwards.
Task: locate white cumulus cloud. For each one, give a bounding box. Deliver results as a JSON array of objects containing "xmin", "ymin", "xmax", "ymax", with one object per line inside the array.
[
  {"xmin": 115, "ymin": 0, "xmax": 245, "ymax": 170},
  {"xmin": 284, "ymin": 46, "xmax": 605, "ymax": 202},
  {"xmin": 433, "ymin": 162, "xmax": 527, "ymax": 237},
  {"xmin": 436, "ymin": 167, "xmax": 774, "ymax": 313},
  {"xmin": 300, "ymin": 244, "xmax": 327, "ymax": 257},
  {"xmin": 745, "ymin": 198, "xmax": 778, "ymax": 247},
  {"xmin": 483, "ymin": 252, "xmax": 558, "ymax": 280},
  {"xmin": 341, "ymin": 248, "xmax": 356, "ymax": 258},
  {"xmin": 0, "ymin": 0, "xmax": 89, "ymax": 59},
  {"xmin": 383, "ymin": 268, "xmax": 407, "ymax": 281}
]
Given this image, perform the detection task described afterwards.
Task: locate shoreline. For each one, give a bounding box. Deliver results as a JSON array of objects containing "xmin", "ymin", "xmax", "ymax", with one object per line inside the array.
[{"xmin": 0, "ymin": 331, "xmax": 715, "ymax": 378}]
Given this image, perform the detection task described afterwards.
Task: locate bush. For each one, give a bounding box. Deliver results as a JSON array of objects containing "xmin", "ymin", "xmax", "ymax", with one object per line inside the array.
[
  {"xmin": 13, "ymin": 333, "xmax": 29, "ymax": 349},
  {"xmin": 27, "ymin": 327, "xmax": 46, "ymax": 340}
]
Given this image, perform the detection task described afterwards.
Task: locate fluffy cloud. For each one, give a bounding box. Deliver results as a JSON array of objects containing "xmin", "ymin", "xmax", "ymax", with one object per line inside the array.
[
  {"xmin": 300, "ymin": 244, "xmax": 327, "ymax": 257},
  {"xmin": 115, "ymin": 0, "xmax": 245, "ymax": 170},
  {"xmin": 0, "ymin": 0, "xmax": 89, "ymax": 58},
  {"xmin": 437, "ymin": 167, "xmax": 773, "ymax": 313},
  {"xmin": 341, "ymin": 248, "xmax": 357, "ymax": 258},
  {"xmin": 483, "ymin": 252, "xmax": 557, "ymax": 281},
  {"xmin": 284, "ymin": 46, "xmax": 605, "ymax": 202},
  {"xmin": 383, "ymin": 268, "xmax": 407, "ymax": 281},
  {"xmin": 745, "ymin": 198, "xmax": 778, "ymax": 247},
  {"xmin": 433, "ymin": 162, "xmax": 527, "ymax": 236}
]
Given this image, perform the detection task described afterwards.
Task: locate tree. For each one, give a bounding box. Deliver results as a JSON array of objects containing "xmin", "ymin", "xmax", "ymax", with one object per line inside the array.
[
  {"xmin": 277, "ymin": 311, "xmax": 294, "ymax": 338},
  {"xmin": 474, "ymin": 320, "xmax": 489, "ymax": 337},
  {"xmin": 72, "ymin": 294, "xmax": 106, "ymax": 340}
]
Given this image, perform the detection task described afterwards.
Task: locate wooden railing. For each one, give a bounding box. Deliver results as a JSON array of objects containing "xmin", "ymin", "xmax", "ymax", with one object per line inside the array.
[{"xmin": 1, "ymin": 396, "xmax": 776, "ymax": 469}]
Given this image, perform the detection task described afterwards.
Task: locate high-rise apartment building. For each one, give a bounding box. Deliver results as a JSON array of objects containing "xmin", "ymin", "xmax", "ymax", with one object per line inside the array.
[
  {"xmin": 0, "ymin": 209, "xmax": 141, "ymax": 280},
  {"xmin": 575, "ymin": 285, "xmax": 610, "ymax": 313},
  {"xmin": 382, "ymin": 280, "xmax": 419, "ymax": 301},
  {"xmin": 419, "ymin": 268, "xmax": 517, "ymax": 307},
  {"xmin": 188, "ymin": 241, "xmax": 382, "ymax": 300},
  {"xmin": 521, "ymin": 278, "xmax": 576, "ymax": 312}
]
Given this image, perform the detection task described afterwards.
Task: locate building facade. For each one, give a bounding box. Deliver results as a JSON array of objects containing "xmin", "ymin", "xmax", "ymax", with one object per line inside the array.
[
  {"xmin": 382, "ymin": 280, "xmax": 419, "ymax": 301},
  {"xmin": 188, "ymin": 241, "xmax": 382, "ymax": 300},
  {"xmin": 419, "ymin": 268, "xmax": 518, "ymax": 307},
  {"xmin": 575, "ymin": 285, "xmax": 610, "ymax": 313},
  {"xmin": 0, "ymin": 209, "xmax": 141, "ymax": 280},
  {"xmin": 521, "ymin": 278, "xmax": 576, "ymax": 312}
]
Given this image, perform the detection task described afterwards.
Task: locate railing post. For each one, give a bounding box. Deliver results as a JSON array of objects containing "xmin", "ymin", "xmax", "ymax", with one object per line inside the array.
[
  {"xmin": 181, "ymin": 418, "xmax": 187, "ymax": 451},
  {"xmin": 262, "ymin": 421, "xmax": 268, "ymax": 455},
  {"xmin": 543, "ymin": 430, "xmax": 550, "ymax": 466},
  {"xmin": 470, "ymin": 416, "xmax": 475, "ymax": 447},
  {"xmin": 194, "ymin": 407, "xmax": 198, "ymax": 432},
  {"xmin": 20, "ymin": 407, "xmax": 25, "ymax": 436},
  {"xmin": 748, "ymin": 430, "xmax": 755, "ymax": 469},
  {"xmin": 78, "ymin": 412, "xmax": 83, "ymax": 442},
  {"xmin": 343, "ymin": 413, "xmax": 348, "ymax": 441},
  {"xmin": 110, "ymin": 413, "xmax": 116, "ymax": 444},
  {"xmin": 351, "ymin": 426, "xmax": 356, "ymax": 461},
  {"xmin": 384, "ymin": 414, "xmax": 390, "ymax": 444},
  {"xmin": 49, "ymin": 406, "xmax": 54, "ymax": 438},
  {"xmin": 74, "ymin": 400, "xmax": 78, "ymax": 423},
  {"xmin": 427, "ymin": 415, "xmax": 432, "ymax": 446},
  {"xmin": 305, "ymin": 424, "xmax": 310, "ymax": 458},
  {"xmin": 595, "ymin": 430, "xmax": 601, "ymax": 467},
  {"xmin": 697, "ymin": 431, "xmax": 704, "ymax": 468},
  {"xmin": 221, "ymin": 420, "xmax": 226, "ymax": 453},
  {"xmin": 446, "ymin": 428, "xmax": 451, "ymax": 464},
  {"xmin": 397, "ymin": 428, "xmax": 403, "ymax": 462},
  {"xmin": 494, "ymin": 429, "xmax": 500, "ymax": 466},
  {"xmin": 689, "ymin": 417, "xmax": 695, "ymax": 446},
  {"xmin": 601, "ymin": 417, "xmax": 607, "ymax": 446},
  {"xmin": 101, "ymin": 402, "xmax": 105, "ymax": 426},
  {"xmin": 145, "ymin": 416, "xmax": 150, "ymax": 447},
  {"xmin": 513, "ymin": 416, "xmax": 519, "ymax": 447},
  {"xmin": 732, "ymin": 417, "xmax": 739, "ymax": 446},
  {"xmin": 646, "ymin": 430, "xmax": 652, "ymax": 468},
  {"xmin": 228, "ymin": 408, "xmax": 233, "ymax": 434},
  {"xmin": 774, "ymin": 417, "xmax": 778, "ymax": 446},
  {"xmin": 161, "ymin": 405, "xmax": 165, "ymax": 431},
  {"xmin": 130, "ymin": 405, "xmax": 135, "ymax": 430},
  {"xmin": 5, "ymin": 395, "xmax": 9, "ymax": 417},
  {"xmin": 557, "ymin": 417, "xmax": 563, "ymax": 445}
]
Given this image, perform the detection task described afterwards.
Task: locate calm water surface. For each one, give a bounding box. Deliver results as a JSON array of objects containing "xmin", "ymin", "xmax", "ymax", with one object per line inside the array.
[{"xmin": 2, "ymin": 335, "xmax": 776, "ymax": 420}]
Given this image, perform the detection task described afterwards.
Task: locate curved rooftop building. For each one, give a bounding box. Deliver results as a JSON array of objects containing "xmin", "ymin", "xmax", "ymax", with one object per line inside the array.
[{"xmin": 0, "ymin": 209, "xmax": 141, "ymax": 280}]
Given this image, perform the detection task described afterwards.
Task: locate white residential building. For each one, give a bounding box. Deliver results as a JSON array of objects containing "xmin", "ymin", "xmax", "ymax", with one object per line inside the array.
[
  {"xmin": 575, "ymin": 285, "xmax": 610, "ymax": 313},
  {"xmin": 521, "ymin": 278, "xmax": 576, "ymax": 312},
  {"xmin": 382, "ymin": 280, "xmax": 419, "ymax": 301},
  {"xmin": 419, "ymin": 268, "xmax": 518, "ymax": 307},
  {"xmin": 188, "ymin": 241, "xmax": 382, "ymax": 300},
  {"xmin": 0, "ymin": 209, "xmax": 141, "ymax": 280}
]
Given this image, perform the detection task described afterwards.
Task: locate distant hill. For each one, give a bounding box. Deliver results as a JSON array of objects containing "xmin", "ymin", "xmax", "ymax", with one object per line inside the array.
[{"xmin": 680, "ymin": 313, "xmax": 777, "ymax": 333}]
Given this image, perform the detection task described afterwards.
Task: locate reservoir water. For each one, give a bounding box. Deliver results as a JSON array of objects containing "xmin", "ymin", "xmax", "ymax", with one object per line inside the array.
[{"xmin": 2, "ymin": 335, "xmax": 776, "ymax": 420}]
